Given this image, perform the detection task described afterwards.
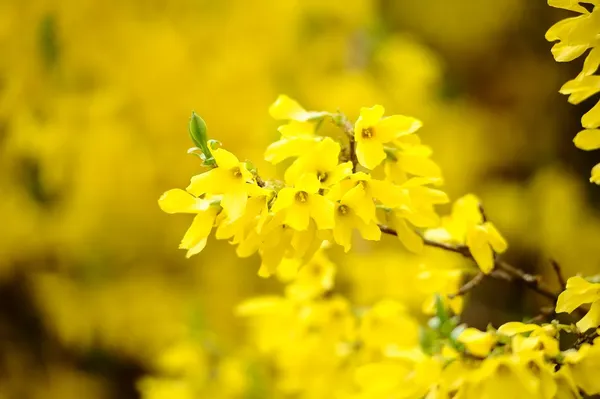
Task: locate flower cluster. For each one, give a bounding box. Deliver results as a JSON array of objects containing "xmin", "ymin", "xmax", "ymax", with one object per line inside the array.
[
  {"xmin": 236, "ymin": 250, "xmax": 600, "ymax": 399},
  {"xmin": 546, "ymin": 0, "xmax": 600, "ymax": 183},
  {"xmin": 157, "ymin": 95, "xmax": 600, "ymax": 399},
  {"xmin": 159, "ymin": 96, "xmax": 507, "ymax": 277}
]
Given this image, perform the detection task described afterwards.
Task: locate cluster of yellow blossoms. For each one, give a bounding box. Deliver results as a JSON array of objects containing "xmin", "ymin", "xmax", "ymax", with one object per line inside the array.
[
  {"xmin": 159, "ymin": 95, "xmax": 506, "ymax": 278},
  {"xmin": 157, "ymin": 93, "xmax": 600, "ymax": 398},
  {"xmin": 546, "ymin": 0, "xmax": 600, "ymax": 183}
]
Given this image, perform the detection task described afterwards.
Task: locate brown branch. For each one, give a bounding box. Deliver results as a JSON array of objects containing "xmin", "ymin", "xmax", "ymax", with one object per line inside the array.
[
  {"xmin": 450, "ymin": 272, "xmax": 485, "ymax": 298},
  {"xmin": 334, "ymin": 113, "xmax": 359, "ymax": 173},
  {"xmin": 378, "ymin": 224, "xmax": 560, "ymax": 302},
  {"xmin": 550, "ymin": 258, "xmax": 567, "ymax": 290}
]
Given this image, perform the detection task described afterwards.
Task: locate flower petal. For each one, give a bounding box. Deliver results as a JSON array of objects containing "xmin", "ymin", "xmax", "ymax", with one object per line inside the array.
[
  {"xmin": 574, "ymin": 129, "xmax": 600, "ymax": 150},
  {"xmin": 180, "ymin": 209, "xmax": 218, "ymax": 257},
  {"xmin": 375, "ymin": 115, "xmax": 422, "ymax": 141},
  {"xmin": 159, "ymin": 189, "xmax": 209, "ymax": 214},
  {"xmin": 466, "ymin": 225, "xmax": 494, "ymax": 274}
]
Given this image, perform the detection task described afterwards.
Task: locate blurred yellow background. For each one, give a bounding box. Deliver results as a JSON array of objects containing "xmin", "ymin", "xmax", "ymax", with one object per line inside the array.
[{"xmin": 1, "ymin": 0, "xmax": 599, "ymax": 397}]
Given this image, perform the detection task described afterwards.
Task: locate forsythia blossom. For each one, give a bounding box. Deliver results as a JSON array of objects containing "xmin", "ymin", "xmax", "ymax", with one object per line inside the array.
[
  {"xmin": 546, "ymin": 0, "xmax": 600, "ymax": 183},
  {"xmin": 159, "ymin": 96, "xmax": 459, "ymax": 275}
]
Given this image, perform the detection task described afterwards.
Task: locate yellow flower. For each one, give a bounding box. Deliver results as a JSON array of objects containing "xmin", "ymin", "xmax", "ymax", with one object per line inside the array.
[
  {"xmin": 355, "ymin": 354, "xmax": 441, "ymax": 399},
  {"xmin": 417, "ymin": 266, "xmax": 464, "ymax": 315},
  {"xmin": 358, "ymin": 299, "xmax": 420, "ymax": 353},
  {"xmin": 554, "ymin": 366, "xmax": 582, "ymax": 399},
  {"xmin": 271, "ymin": 175, "xmax": 335, "ymax": 231},
  {"xmin": 349, "ymin": 171, "xmax": 409, "ymax": 208},
  {"xmin": 457, "ymin": 327, "xmax": 497, "ymax": 357},
  {"xmin": 461, "ymin": 354, "xmax": 555, "ymax": 399},
  {"xmin": 498, "ymin": 322, "xmax": 560, "ymax": 357},
  {"xmin": 279, "ymin": 249, "xmax": 337, "ymax": 301},
  {"xmin": 387, "ymin": 178, "xmax": 449, "ymax": 253},
  {"xmin": 186, "ymin": 148, "xmax": 265, "ymax": 221},
  {"xmin": 264, "ymin": 121, "xmax": 320, "ymax": 164},
  {"xmin": 256, "ymin": 213, "xmax": 322, "ymax": 277},
  {"xmin": 214, "ymin": 195, "xmax": 270, "ymax": 258},
  {"xmin": 384, "ymin": 140, "xmax": 443, "ymax": 183},
  {"xmin": 563, "ymin": 337, "xmax": 600, "ymax": 395},
  {"xmin": 158, "ymin": 189, "xmax": 219, "ymax": 258},
  {"xmin": 269, "ymin": 94, "xmax": 327, "ymax": 122},
  {"xmin": 547, "ymin": 1, "xmax": 600, "ymax": 183},
  {"xmin": 354, "ymin": 104, "xmax": 422, "ymax": 169},
  {"xmin": 330, "ymin": 184, "xmax": 381, "ymax": 252},
  {"xmin": 546, "ymin": 3, "xmax": 599, "ymax": 62},
  {"xmin": 284, "ymin": 137, "xmax": 352, "ymax": 189},
  {"xmin": 556, "ymin": 276, "xmax": 600, "ymax": 332},
  {"xmin": 425, "ymin": 194, "xmax": 507, "ymax": 274}
]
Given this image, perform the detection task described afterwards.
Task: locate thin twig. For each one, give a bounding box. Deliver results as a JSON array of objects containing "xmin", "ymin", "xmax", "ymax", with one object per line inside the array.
[
  {"xmin": 496, "ymin": 260, "xmax": 557, "ymax": 301},
  {"xmin": 335, "ymin": 113, "xmax": 359, "ymax": 173},
  {"xmin": 550, "ymin": 258, "xmax": 567, "ymax": 290},
  {"xmin": 378, "ymin": 224, "xmax": 560, "ymax": 302},
  {"xmin": 450, "ymin": 272, "xmax": 485, "ymax": 298}
]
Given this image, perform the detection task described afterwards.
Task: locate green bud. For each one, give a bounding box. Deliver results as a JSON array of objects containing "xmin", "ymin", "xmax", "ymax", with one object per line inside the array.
[{"xmin": 189, "ymin": 112, "xmax": 210, "ymax": 154}]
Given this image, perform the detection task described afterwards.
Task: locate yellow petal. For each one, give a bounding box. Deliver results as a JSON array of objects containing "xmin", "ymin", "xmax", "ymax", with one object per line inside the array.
[
  {"xmin": 591, "ymin": 163, "xmax": 600, "ymax": 184},
  {"xmin": 356, "ymin": 140, "xmax": 386, "ymax": 169},
  {"xmin": 180, "ymin": 209, "xmax": 218, "ymax": 257},
  {"xmin": 582, "ymin": 99, "xmax": 600, "ymax": 128},
  {"xmin": 399, "ymin": 154, "xmax": 443, "ymax": 179},
  {"xmin": 269, "ymin": 95, "xmax": 308, "ymax": 121},
  {"xmin": 284, "ymin": 204, "xmax": 310, "ymax": 231},
  {"xmin": 187, "ymin": 169, "xmax": 230, "ymax": 196},
  {"xmin": 296, "ymin": 173, "xmax": 321, "ymax": 194},
  {"xmin": 483, "ymin": 222, "xmax": 508, "ymax": 254},
  {"xmin": 309, "ymin": 194, "xmax": 335, "ymax": 230},
  {"xmin": 375, "ymin": 115, "xmax": 422, "ymax": 141},
  {"xmin": 212, "ymin": 148, "xmax": 240, "ymax": 169},
  {"xmin": 271, "ymin": 187, "xmax": 297, "ymax": 213},
  {"xmin": 556, "ymin": 276, "xmax": 600, "ymax": 313},
  {"xmin": 264, "ymin": 137, "xmax": 316, "ymax": 164},
  {"xmin": 497, "ymin": 322, "xmax": 539, "ymax": 336},
  {"xmin": 574, "ymin": 129, "xmax": 600, "ymax": 150},
  {"xmin": 333, "ymin": 217, "xmax": 353, "ymax": 252},
  {"xmin": 577, "ymin": 300, "xmax": 600, "ymax": 332},
  {"xmin": 393, "ymin": 216, "xmax": 423, "ymax": 253},
  {"xmin": 457, "ymin": 328, "xmax": 496, "ymax": 357},
  {"xmin": 357, "ymin": 219, "xmax": 382, "ymax": 241},
  {"xmin": 368, "ymin": 179, "xmax": 409, "ymax": 208},
  {"xmin": 326, "ymin": 162, "xmax": 353, "ymax": 186},
  {"xmin": 341, "ymin": 184, "xmax": 376, "ymax": 223},
  {"xmin": 159, "ymin": 189, "xmax": 209, "ymax": 214},
  {"xmin": 548, "ymin": 0, "xmax": 591, "ymax": 13},
  {"xmin": 356, "ymin": 104, "xmax": 385, "ymax": 129},
  {"xmin": 560, "ymin": 75, "xmax": 600, "ymax": 104},
  {"xmin": 581, "ymin": 47, "xmax": 600, "ymax": 77},
  {"xmin": 221, "ymin": 190, "xmax": 248, "ymax": 222},
  {"xmin": 278, "ymin": 120, "xmax": 315, "ymax": 138},
  {"xmin": 466, "ymin": 225, "xmax": 494, "ymax": 274}
]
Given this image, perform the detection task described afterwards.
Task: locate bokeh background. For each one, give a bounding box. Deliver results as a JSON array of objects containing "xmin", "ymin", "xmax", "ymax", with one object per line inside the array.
[{"xmin": 1, "ymin": 0, "xmax": 599, "ymax": 397}]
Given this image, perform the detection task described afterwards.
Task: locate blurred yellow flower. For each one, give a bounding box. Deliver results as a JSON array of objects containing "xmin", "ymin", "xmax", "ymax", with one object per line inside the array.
[{"xmin": 457, "ymin": 327, "xmax": 497, "ymax": 357}]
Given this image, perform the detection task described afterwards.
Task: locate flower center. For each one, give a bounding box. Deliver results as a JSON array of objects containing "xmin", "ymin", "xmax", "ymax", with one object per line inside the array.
[
  {"xmin": 231, "ymin": 167, "xmax": 243, "ymax": 178},
  {"xmin": 295, "ymin": 191, "xmax": 309, "ymax": 203},
  {"xmin": 317, "ymin": 171, "xmax": 328, "ymax": 182},
  {"xmin": 361, "ymin": 127, "xmax": 374, "ymax": 139},
  {"xmin": 337, "ymin": 204, "xmax": 350, "ymax": 216}
]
